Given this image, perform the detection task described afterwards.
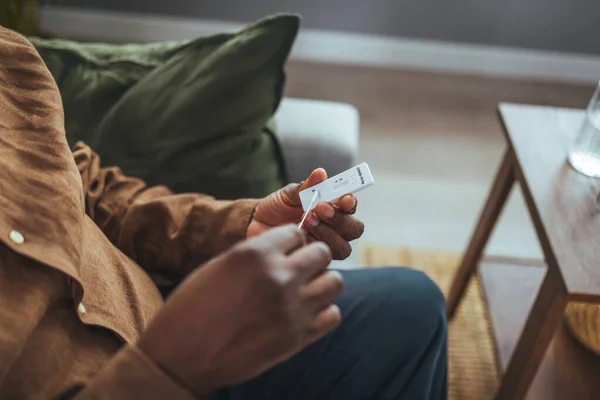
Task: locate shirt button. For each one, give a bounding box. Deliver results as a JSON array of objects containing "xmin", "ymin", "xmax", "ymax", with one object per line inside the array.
[
  {"xmin": 9, "ymin": 230, "xmax": 24, "ymax": 245},
  {"xmin": 78, "ymin": 303, "xmax": 87, "ymax": 314}
]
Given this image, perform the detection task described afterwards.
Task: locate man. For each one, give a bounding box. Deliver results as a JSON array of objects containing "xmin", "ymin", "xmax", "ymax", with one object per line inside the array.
[{"xmin": 0, "ymin": 26, "xmax": 447, "ymax": 399}]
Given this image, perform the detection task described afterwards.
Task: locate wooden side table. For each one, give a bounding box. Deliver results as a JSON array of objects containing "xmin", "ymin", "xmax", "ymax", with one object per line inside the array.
[{"xmin": 446, "ymin": 104, "xmax": 600, "ymax": 400}]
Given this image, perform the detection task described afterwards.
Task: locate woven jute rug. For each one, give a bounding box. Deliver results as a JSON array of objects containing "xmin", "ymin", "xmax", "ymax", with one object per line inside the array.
[{"xmin": 361, "ymin": 246, "xmax": 500, "ymax": 400}]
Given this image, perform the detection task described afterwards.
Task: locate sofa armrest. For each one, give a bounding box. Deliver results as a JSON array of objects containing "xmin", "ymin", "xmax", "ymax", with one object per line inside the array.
[{"xmin": 273, "ymin": 98, "xmax": 360, "ymax": 184}]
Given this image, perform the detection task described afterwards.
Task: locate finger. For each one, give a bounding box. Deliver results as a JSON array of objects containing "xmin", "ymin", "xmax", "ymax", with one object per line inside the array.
[
  {"xmin": 307, "ymin": 223, "xmax": 352, "ymax": 260},
  {"xmin": 332, "ymin": 195, "xmax": 358, "ymax": 214},
  {"xmin": 314, "ymin": 203, "xmax": 364, "ymax": 242},
  {"xmin": 252, "ymin": 224, "xmax": 307, "ymax": 255},
  {"xmin": 303, "ymin": 304, "xmax": 342, "ymax": 344},
  {"xmin": 280, "ymin": 168, "xmax": 328, "ymax": 207},
  {"xmin": 301, "ymin": 270, "xmax": 344, "ymax": 312},
  {"xmin": 298, "ymin": 211, "xmax": 320, "ymax": 230},
  {"xmin": 285, "ymin": 241, "xmax": 332, "ymax": 280},
  {"xmin": 299, "ymin": 168, "xmax": 328, "ymax": 192},
  {"xmin": 306, "ymin": 232, "xmax": 320, "ymax": 244}
]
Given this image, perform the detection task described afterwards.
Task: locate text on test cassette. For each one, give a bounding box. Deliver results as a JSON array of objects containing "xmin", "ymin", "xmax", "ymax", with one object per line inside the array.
[{"xmin": 299, "ymin": 163, "xmax": 374, "ymax": 211}]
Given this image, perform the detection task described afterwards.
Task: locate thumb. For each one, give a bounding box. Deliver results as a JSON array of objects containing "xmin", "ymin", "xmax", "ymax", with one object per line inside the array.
[
  {"xmin": 280, "ymin": 168, "xmax": 328, "ymax": 206},
  {"xmin": 298, "ymin": 168, "xmax": 328, "ymax": 192}
]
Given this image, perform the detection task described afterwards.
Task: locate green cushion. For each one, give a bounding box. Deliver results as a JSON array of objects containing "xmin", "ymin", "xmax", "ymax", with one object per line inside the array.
[{"xmin": 30, "ymin": 14, "xmax": 297, "ymax": 199}]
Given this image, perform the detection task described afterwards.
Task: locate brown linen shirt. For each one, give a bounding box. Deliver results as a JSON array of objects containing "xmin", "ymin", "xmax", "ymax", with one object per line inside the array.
[{"xmin": 0, "ymin": 26, "xmax": 258, "ymax": 399}]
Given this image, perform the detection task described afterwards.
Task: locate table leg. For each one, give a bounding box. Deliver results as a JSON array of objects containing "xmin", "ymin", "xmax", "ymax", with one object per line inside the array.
[
  {"xmin": 446, "ymin": 149, "xmax": 515, "ymax": 318},
  {"xmin": 495, "ymin": 266, "xmax": 567, "ymax": 400}
]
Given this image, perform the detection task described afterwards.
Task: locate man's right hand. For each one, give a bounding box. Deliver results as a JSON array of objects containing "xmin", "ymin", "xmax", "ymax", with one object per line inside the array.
[{"xmin": 138, "ymin": 225, "xmax": 343, "ymax": 397}]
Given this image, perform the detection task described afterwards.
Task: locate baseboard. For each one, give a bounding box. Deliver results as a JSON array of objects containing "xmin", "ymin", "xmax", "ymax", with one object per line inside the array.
[{"xmin": 40, "ymin": 6, "xmax": 600, "ymax": 84}]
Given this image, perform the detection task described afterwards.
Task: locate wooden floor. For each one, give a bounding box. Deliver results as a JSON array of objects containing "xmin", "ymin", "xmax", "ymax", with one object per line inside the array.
[
  {"xmin": 284, "ymin": 61, "xmax": 596, "ymax": 260},
  {"xmin": 285, "ymin": 61, "xmax": 593, "ymax": 138}
]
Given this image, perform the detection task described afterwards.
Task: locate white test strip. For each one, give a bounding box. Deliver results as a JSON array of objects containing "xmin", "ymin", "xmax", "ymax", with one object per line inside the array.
[
  {"xmin": 299, "ymin": 162, "xmax": 375, "ymax": 211},
  {"xmin": 297, "ymin": 191, "xmax": 320, "ymax": 230}
]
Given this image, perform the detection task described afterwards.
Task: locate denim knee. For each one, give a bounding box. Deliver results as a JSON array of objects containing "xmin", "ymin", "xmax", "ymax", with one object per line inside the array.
[
  {"xmin": 391, "ymin": 268, "xmax": 444, "ymax": 325},
  {"xmin": 347, "ymin": 267, "xmax": 447, "ymax": 340}
]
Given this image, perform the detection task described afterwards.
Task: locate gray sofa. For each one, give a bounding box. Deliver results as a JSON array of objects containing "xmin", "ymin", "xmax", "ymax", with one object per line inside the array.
[
  {"xmin": 274, "ymin": 97, "xmax": 359, "ymax": 183},
  {"xmin": 274, "ymin": 97, "xmax": 361, "ymax": 268}
]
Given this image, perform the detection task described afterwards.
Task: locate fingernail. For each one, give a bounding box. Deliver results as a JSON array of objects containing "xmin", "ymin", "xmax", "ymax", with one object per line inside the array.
[
  {"xmin": 347, "ymin": 195, "xmax": 357, "ymax": 209},
  {"xmin": 321, "ymin": 204, "xmax": 335, "ymax": 219},
  {"xmin": 307, "ymin": 213, "xmax": 320, "ymax": 227}
]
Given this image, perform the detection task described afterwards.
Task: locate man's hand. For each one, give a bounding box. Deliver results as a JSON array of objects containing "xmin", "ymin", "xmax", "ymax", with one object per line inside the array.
[
  {"xmin": 138, "ymin": 225, "xmax": 343, "ymax": 397},
  {"xmin": 248, "ymin": 169, "xmax": 364, "ymax": 259}
]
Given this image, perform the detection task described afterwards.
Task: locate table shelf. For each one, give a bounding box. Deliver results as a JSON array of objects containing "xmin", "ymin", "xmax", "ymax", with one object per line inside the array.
[{"xmin": 479, "ymin": 258, "xmax": 600, "ymax": 399}]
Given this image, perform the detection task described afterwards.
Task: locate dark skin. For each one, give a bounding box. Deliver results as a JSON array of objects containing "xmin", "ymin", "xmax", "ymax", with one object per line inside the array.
[
  {"xmin": 139, "ymin": 170, "xmax": 364, "ymax": 397},
  {"xmin": 139, "ymin": 225, "xmax": 343, "ymax": 397},
  {"xmin": 248, "ymin": 168, "xmax": 365, "ymax": 259}
]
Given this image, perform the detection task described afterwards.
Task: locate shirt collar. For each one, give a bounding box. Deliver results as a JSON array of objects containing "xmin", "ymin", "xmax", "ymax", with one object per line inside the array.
[{"xmin": 0, "ymin": 27, "xmax": 84, "ymax": 279}]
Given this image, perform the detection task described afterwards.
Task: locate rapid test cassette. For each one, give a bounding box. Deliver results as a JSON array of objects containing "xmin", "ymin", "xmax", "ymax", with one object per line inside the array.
[{"xmin": 299, "ymin": 162, "xmax": 375, "ymax": 211}]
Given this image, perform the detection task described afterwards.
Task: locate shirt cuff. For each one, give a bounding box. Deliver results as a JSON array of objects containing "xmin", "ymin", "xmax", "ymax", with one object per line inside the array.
[
  {"xmin": 77, "ymin": 345, "xmax": 196, "ymax": 400},
  {"xmin": 226, "ymin": 199, "xmax": 260, "ymax": 241}
]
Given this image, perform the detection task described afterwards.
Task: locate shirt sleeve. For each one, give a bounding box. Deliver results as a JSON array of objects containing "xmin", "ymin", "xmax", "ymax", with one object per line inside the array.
[
  {"xmin": 72, "ymin": 142, "xmax": 259, "ymax": 280},
  {"xmin": 73, "ymin": 345, "xmax": 196, "ymax": 400}
]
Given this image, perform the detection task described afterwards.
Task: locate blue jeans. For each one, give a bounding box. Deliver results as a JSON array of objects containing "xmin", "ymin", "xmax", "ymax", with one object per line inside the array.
[{"xmin": 215, "ymin": 267, "xmax": 448, "ymax": 400}]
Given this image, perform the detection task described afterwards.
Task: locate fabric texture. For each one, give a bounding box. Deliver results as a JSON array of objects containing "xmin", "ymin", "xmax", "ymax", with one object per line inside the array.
[
  {"xmin": 273, "ymin": 98, "xmax": 359, "ymax": 183},
  {"xmin": 29, "ymin": 14, "xmax": 297, "ymax": 199},
  {"xmin": 214, "ymin": 268, "xmax": 448, "ymax": 400},
  {"xmin": 75, "ymin": 345, "xmax": 197, "ymax": 400},
  {"xmin": 564, "ymin": 302, "xmax": 600, "ymax": 355},
  {"xmin": 0, "ymin": 25, "xmax": 448, "ymax": 400},
  {"xmin": 362, "ymin": 246, "xmax": 499, "ymax": 399},
  {"xmin": 0, "ymin": 26, "xmax": 256, "ymax": 399}
]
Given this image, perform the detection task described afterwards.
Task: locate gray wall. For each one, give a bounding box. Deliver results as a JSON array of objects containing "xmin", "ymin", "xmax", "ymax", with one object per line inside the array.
[{"xmin": 58, "ymin": 0, "xmax": 600, "ymax": 55}]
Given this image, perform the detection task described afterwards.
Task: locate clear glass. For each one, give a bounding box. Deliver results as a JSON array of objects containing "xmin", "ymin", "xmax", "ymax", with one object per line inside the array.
[{"xmin": 569, "ymin": 81, "xmax": 600, "ymax": 177}]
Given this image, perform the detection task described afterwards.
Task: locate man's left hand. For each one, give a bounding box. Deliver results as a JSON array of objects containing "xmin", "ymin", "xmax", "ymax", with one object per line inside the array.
[{"xmin": 247, "ymin": 169, "xmax": 364, "ymax": 259}]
